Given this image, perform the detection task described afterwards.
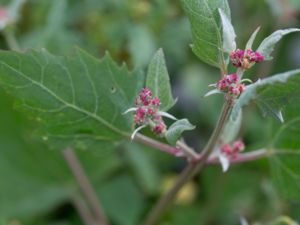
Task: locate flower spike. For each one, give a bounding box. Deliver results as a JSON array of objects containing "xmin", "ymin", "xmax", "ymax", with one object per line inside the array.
[{"xmin": 124, "ymin": 88, "xmax": 176, "ymax": 138}]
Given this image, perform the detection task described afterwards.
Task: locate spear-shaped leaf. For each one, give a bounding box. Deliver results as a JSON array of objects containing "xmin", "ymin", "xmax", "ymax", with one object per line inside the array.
[
  {"xmin": 231, "ymin": 69, "xmax": 300, "ymax": 122},
  {"xmin": 257, "ymin": 28, "xmax": 300, "ymax": 60},
  {"xmin": 146, "ymin": 49, "xmax": 175, "ymax": 111},
  {"xmin": 245, "ymin": 26, "xmax": 260, "ymax": 50},
  {"xmin": 219, "ymin": 8, "xmax": 236, "ymax": 53}
]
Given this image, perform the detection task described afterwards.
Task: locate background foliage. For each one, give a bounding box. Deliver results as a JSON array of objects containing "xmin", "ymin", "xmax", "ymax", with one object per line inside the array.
[{"xmin": 0, "ymin": 0, "xmax": 300, "ymax": 224}]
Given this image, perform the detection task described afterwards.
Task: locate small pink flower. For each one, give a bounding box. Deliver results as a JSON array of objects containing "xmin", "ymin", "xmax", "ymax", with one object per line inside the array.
[
  {"xmin": 151, "ymin": 97, "xmax": 161, "ymax": 107},
  {"xmin": 137, "ymin": 88, "xmax": 152, "ymax": 106},
  {"xmin": 147, "ymin": 108, "xmax": 155, "ymax": 116},
  {"xmin": 225, "ymin": 73, "xmax": 239, "ymax": 84},
  {"xmin": 217, "ymin": 78, "xmax": 228, "ymax": 91},
  {"xmin": 230, "ymin": 49, "xmax": 264, "ymax": 69},
  {"xmin": 253, "ymin": 52, "xmax": 264, "ymax": 62},
  {"xmin": 230, "ymin": 49, "xmax": 244, "ymax": 67},
  {"xmin": 220, "ymin": 140, "xmax": 245, "ymax": 159},
  {"xmin": 233, "ymin": 140, "xmax": 245, "ymax": 152},
  {"xmin": 221, "ymin": 144, "xmax": 232, "ymax": 155},
  {"xmin": 238, "ymin": 84, "xmax": 245, "ymax": 93},
  {"xmin": 134, "ymin": 107, "xmax": 146, "ymax": 125},
  {"xmin": 229, "ymin": 86, "xmax": 240, "ymax": 96},
  {"xmin": 153, "ymin": 123, "xmax": 166, "ymax": 135}
]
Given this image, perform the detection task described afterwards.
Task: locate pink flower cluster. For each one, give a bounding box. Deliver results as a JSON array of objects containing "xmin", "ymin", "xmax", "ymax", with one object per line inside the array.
[
  {"xmin": 230, "ymin": 49, "xmax": 264, "ymax": 69},
  {"xmin": 0, "ymin": 7, "xmax": 10, "ymax": 29},
  {"xmin": 0, "ymin": 8, "xmax": 7, "ymax": 19},
  {"xmin": 217, "ymin": 73, "xmax": 245, "ymax": 96},
  {"xmin": 134, "ymin": 88, "xmax": 166, "ymax": 135},
  {"xmin": 221, "ymin": 140, "xmax": 245, "ymax": 159}
]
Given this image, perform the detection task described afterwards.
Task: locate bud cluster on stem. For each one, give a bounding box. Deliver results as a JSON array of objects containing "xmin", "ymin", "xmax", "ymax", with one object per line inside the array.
[
  {"xmin": 221, "ymin": 140, "xmax": 245, "ymax": 159},
  {"xmin": 230, "ymin": 49, "xmax": 264, "ymax": 69},
  {"xmin": 124, "ymin": 88, "xmax": 178, "ymax": 140},
  {"xmin": 134, "ymin": 88, "xmax": 166, "ymax": 135},
  {"xmin": 217, "ymin": 73, "xmax": 245, "ymax": 96}
]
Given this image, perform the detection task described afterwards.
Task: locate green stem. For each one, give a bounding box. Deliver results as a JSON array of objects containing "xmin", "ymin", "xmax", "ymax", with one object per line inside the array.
[
  {"xmin": 3, "ymin": 28, "xmax": 21, "ymax": 52},
  {"xmin": 142, "ymin": 98, "xmax": 233, "ymax": 225}
]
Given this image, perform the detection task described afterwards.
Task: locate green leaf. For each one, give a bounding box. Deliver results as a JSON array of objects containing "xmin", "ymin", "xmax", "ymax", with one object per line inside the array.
[
  {"xmin": 218, "ymin": 8, "xmax": 236, "ymax": 53},
  {"xmin": 181, "ymin": 0, "xmax": 231, "ymax": 68},
  {"xmin": 257, "ymin": 28, "xmax": 300, "ymax": 60},
  {"xmin": 165, "ymin": 119, "xmax": 196, "ymax": 146},
  {"xmin": 124, "ymin": 143, "xmax": 160, "ymax": 195},
  {"xmin": 269, "ymin": 98, "xmax": 300, "ymax": 201},
  {"xmin": 98, "ymin": 175, "xmax": 145, "ymax": 225},
  {"xmin": 245, "ymin": 26, "xmax": 260, "ymax": 50},
  {"xmin": 146, "ymin": 49, "xmax": 175, "ymax": 111},
  {"xmin": 231, "ymin": 69, "xmax": 300, "ymax": 122},
  {"xmin": 0, "ymin": 90, "xmax": 122, "ymax": 220},
  {"xmin": 0, "ymin": 49, "xmax": 144, "ymax": 151}
]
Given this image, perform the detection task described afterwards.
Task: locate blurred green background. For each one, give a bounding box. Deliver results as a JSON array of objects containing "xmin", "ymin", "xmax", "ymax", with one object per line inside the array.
[{"xmin": 0, "ymin": 0, "xmax": 300, "ymax": 224}]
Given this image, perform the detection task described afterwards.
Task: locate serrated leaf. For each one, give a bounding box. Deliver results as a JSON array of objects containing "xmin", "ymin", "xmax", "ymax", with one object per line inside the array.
[
  {"xmin": 0, "ymin": 90, "xmax": 122, "ymax": 220},
  {"xmin": 181, "ymin": 0, "xmax": 231, "ymax": 68},
  {"xmin": 146, "ymin": 49, "xmax": 175, "ymax": 111},
  {"xmin": 231, "ymin": 69, "xmax": 300, "ymax": 122},
  {"xmin": 165, "ymin": 119, "xmax": 196, "ymax": 146},
  {"xmin": 269, "ymin": 98, "xmax": 300, "ymax": 201},
  {"xmin": 257, "ymin": 28, "xmax": 300, "ymax": 60},
  {"xmin": 0, "ymin": 49, "xmax": 144, "ymax": 151},
  {"xmin": 245, "ymin": 26, "xmax": 260, "ymax": 50},
  {"xmin": 218, "ymin": 8, "xmax": 236, "ymax": 53}
]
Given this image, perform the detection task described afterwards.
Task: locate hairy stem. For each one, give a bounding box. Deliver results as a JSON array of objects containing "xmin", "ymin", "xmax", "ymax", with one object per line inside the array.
[
  {"xmin": 63, "ymin": 148, "xmax": 110, "ymax": 225},
  {"xmin": 143, "ymin": 99, "xmax": 233, "ymax": 225}
]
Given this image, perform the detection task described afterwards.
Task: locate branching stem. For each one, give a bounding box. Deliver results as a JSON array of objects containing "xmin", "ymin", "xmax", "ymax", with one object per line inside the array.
[{"xmin": 142, "ymin": 99, "xmax": 233, "ymax": 225}]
